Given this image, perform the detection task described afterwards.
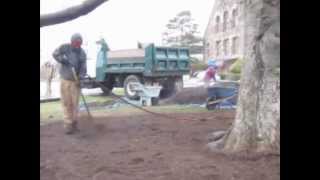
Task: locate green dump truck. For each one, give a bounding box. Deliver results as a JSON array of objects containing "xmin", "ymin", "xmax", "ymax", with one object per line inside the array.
[{"xmin": 83, "ymin": 39, "xmax": 190, "ymax": 100}]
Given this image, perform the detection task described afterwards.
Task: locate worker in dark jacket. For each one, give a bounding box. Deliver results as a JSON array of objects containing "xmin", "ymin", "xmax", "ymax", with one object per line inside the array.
[{"xmin": 52, "ymin": 33, "xmax": 87, "ymax": 134}]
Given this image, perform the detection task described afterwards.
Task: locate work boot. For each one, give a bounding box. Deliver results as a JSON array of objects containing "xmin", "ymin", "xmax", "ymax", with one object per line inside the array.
[
  {"xmin": 64, "ymin": 124, "xmax": 75, "ymax": 135},
  {"xmin": 72, "ymin": 121, "xmax": 80, "ymax": 132},
  {"xmin": 64, "ymin": 122, "xmax": 78, "ymax": 135}
]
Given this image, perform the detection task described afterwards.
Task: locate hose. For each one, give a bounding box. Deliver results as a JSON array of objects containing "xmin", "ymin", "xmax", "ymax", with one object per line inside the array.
[{"xmin": 85, "ymin": 75, "xmax": 187, "ymax": 121}]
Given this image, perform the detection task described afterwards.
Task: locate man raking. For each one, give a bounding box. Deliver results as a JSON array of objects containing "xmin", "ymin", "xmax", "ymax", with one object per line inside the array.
[{"xmin": 53, "ymin": 33, "xmax": 87, "ymax": 134}]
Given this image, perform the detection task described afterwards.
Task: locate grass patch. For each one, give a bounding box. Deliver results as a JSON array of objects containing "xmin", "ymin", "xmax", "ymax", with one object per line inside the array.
[
  {"xmin": 40, "ymin": 94, "xmax": 115, "ymax": 123},
  {"xmin": 86, "ymin": 104, "xmax": 208, "ymax": 118},
  {"xmin": 229, "ymin": 58, "xmax": 244, "ymax": 74},
  {"xmin": 112, "ymin": 88, "xmax": 125, "ymax": 96},
  {"xmin": 40, "ymin": 100, "xmax": 63, "ymax": 124},
  {"xmin": 81, "ymin": 95, "xmax": 114, "ymax": 105},
  {"xmin": 40, "ymin": 87, "xmax": 211, "ymax": 124},
  {"xmin": 41, "ymin": 96, "xmax": 209, "ymax": 124}
]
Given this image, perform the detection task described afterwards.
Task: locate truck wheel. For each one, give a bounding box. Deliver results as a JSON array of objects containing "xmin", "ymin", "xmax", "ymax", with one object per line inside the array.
[
  {"xmin": 160, "ymin": 77, "xmax": 183, "ymax": 99},
  {"xmin": 175, "ymin": 77, "xmax": 183, "ymax": 92},
  {"xmin": 101, "ymin": 85, "xmax": 113, "ymax": 95},
  {"xmin": 100, "ymin": 77, "xmax": 114, "ymax": 95},
  {"xmin": 124, "ymin": 75, "xmax": 140, "ymax": 100}
]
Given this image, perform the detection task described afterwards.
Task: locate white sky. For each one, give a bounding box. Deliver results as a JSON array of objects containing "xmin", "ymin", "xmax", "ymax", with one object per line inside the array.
[{"xmin": 40, "ymin": 0, "xmax": 215, "ymax": 64}]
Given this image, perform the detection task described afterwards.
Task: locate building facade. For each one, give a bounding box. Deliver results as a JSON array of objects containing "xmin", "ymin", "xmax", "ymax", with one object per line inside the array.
[{"xmin": 204, "ymin": 0, "xmax": 245, "ymax": 66}]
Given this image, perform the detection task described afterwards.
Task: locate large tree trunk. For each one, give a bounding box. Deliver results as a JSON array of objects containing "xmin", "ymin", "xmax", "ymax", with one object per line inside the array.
[
  {"xmin": 40, "ymin": 0, "xmax": 108, "ymax": 27},
  {"xmin": 222, "ymin": 0, "xmax": 280, "ymax": 153}
]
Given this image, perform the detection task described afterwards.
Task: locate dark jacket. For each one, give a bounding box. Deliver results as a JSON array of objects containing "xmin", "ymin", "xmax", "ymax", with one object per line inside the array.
[{"xmin": 52, "ymin": 44, "xmax": 87, "ymax": 81}]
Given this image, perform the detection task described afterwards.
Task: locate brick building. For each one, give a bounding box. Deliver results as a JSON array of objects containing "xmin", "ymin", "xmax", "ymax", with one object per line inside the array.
[{"xmin": 203, "ymin": 0, "xmax": 245, "ymax": 68}]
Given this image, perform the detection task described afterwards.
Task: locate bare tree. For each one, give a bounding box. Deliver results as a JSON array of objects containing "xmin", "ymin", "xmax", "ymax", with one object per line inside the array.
[
  {"xmin": 41, "ymin": 61, "xmax": 57, "ymax": 97},
  {"xmin": 208, "ymin": 0, "xmax": 280, "ymax": 154},
  {"xmin": 162, "ymin": 10, "xmax": 203, "ymax": 53},
  {"xmin": 40, "ymin": 0, "xmax": 108, "ymax": 27}
]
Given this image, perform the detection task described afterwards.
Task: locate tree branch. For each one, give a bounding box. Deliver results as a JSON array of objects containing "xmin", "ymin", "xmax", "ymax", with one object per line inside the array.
[{"xmin": 40, "ymin": 0, "xmax": 108, "ymax": 27}]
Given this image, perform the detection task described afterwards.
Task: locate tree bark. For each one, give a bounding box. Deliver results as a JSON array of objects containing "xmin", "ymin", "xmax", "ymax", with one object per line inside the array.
[
  {"xmin": 40, "ymin": 0, "xmax": 108, "ymax": 27},
  {"xmin": 222, "ymin": 0, "xmax": 280, "ymax": 153}
]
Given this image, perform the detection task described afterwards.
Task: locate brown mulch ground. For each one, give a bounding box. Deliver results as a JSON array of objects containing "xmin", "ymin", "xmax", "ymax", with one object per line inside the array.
[{"xmin": 40, "ymin": 110, "xmax": 279, "ymax": 180}]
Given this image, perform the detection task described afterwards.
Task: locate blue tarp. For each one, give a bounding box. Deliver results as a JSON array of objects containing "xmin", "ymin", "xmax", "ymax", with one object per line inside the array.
[{"xmin": 206, "ymin": 84, "xmax": 239, "ymax": 109}]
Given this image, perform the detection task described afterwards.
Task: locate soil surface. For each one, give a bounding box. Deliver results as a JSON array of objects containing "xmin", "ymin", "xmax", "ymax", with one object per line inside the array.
[
  {"xmin": 40, "ymin": 111, "xmax": 279, "ymax": 180},
  {"xmin": 160, "ymin": 87, "xmax": 208, "ymax": 105}
]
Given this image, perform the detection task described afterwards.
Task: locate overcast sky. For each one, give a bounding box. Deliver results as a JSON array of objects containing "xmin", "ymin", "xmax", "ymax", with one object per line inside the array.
[{"xmin": 40, "ymin": 0, "xmax": 215, "ymax": 64}]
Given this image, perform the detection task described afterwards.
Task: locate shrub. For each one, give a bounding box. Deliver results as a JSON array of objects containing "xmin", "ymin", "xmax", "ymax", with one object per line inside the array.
[
  {"xmin": 229, "ymin": 58, "xmax": 244, "ymax": 74},
  {"xmin": 220, "ymin": 73, "xmax": 241, "ymax": 81}
]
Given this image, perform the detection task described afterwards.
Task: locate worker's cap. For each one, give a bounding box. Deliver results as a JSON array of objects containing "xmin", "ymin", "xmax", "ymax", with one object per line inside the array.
[
  {"xmin": 207, "ymin": 59, "xmax": 216, "ymax": 66},
  {"xmin": 71, "ymin": 33, "xmax": 83, "ymax": 43}
]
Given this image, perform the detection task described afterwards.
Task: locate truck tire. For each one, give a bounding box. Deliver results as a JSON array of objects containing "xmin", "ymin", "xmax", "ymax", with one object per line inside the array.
[
  {"xmin": 175, "ymin": 76, "xmax": 183, "ymax": 92},
  {"xmin": 160, "ymin": 77, "xmax": 183, "ymax": 99},
  {"xmin": 100, "ymin": 77, "xmax": 114, "ymax": 95},
  {"xmin": 124, "ymin": 75, "xmax": 141, "ymax": 100},
  {"xmin": 101, "ymin": 84, "xmax": 113, "ymax": 95}
]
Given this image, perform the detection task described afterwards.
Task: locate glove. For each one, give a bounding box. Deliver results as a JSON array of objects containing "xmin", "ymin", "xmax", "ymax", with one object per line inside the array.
[{"xmin": 59, "ymin": 54, "xmax": 69, "ymax": 65}]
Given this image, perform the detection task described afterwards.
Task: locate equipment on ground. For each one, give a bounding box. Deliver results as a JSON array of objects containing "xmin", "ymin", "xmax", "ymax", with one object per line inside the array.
[
  {"xmin": 206, "ymin": 81, "xmax": 239, "ymax": 110},
  {"xmin": 129, "ymin": 82, "xmax": 162, "ymax": 106}
]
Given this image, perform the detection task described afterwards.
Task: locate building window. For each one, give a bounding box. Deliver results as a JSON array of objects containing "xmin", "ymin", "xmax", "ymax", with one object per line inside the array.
[
  {"xmin": 232, "ymin": 36, "xmax": 239, "ymax": 54},
  {"xmin": 216, "ymin": 40, "xmax": 221, "ymax": 57},
  {"xmin": 215, "ymin": 16, "xmax": 220, "ymax": 33},
  {"xmin": 223, "ymin": 11, "xmax": 228, "ymax": 32},
  {"xmin": 223, "ymin": 39, "xmax": 229, "ymax": 56},
  {"xmin": 206, "ymin": 42, "xmax": 210, "ymax": 56},
  {"xmin": 231, "ymin": 8, "xmax": 238, "ymax": 28}
]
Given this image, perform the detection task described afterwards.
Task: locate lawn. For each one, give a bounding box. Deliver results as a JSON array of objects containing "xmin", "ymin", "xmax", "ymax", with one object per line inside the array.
[
  {"xmin": 40, "ymin": 88, "xmax": 124, "ymax": 123},
  {"xmin": 40, "ymin": 88, "xmax": 209, "ymax": 124}
]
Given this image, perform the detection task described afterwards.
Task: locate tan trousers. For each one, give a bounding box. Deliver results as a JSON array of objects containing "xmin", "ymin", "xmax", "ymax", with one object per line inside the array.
[{"xmin": 60, "ymin": 79, "xmax": 80, "ymax": 127}]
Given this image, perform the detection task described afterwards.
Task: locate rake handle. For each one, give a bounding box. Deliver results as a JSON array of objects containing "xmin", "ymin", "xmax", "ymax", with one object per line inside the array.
[{"xmin": 71, "ymin": 67, "xmax": 92, "ymax": 119}]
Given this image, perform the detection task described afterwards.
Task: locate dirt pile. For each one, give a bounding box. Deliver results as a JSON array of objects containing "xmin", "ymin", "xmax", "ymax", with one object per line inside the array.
[{"xmin": 160, "ymin": 87, "xmax": 208, "ymax": 105}]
